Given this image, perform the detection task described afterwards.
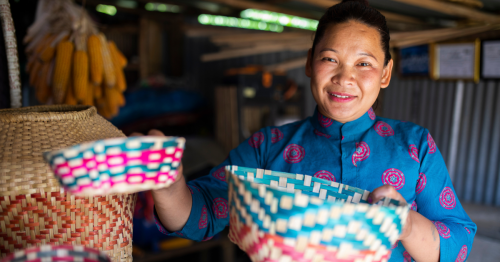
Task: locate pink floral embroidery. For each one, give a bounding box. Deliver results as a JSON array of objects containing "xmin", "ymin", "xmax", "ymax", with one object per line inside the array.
[
  {"xmin": 283, "ymin": 144, "xmax": 305, "ymax": 163},
  {"xmin": 314, "ymin": 129, "xmax": 331, "ymax": 139},
  {"xmin": 368, "ymin": 107, "xmax": 376, "ymax": 120},
  {"xmin": 455, "ymin": 245, "xmax": 467, "ymax": 262},
  {"xmin": 391, "ymin": 240, "xmax": 399, "ymax": 249},
  {"xmin": 428, "ymin": 133, "xmax": 436, "ymax": 154},
  {"xmin": 416, "ymin": 173, "xmax": 426, "ymax": 194},
  {"xmin": 188, "ymin": 185, "xmax": 201, "ymax": 194},
  {"xmin": 403, "ymin": 251, "xmax": 412, "ymax": 262},
  {"xmin": 382, "ymin": 168, "xmax": 405, "ymax": 190},
  {"xmin": 313, "ymin": 170, "xmax": 335, "ymax": 182},
  {"xmin": 248, "ymin": 132, "xmax": 265, "ymax": 148},
  {"xmin": 374, "ymin": 121, "xmax": 394, "ymax": 137},
  {"xmin": 213, "ymin": 198, "xmax": 228, "ymax": 219},
  {"xmin": 271, "ymin": 128, "xmax": 284, "ymax": 143},
  {"xmin": 411, "ymin": 201, "xmax": 417, "ymax": 211},
  {"xmin": 433, "ymin": 221, "xmax": 451, "ymax": 239},
  {"xmin": 352, "ymin": 141, "xmax": 370, "ymax": 167},
  {"xmin": 409, "ymin": 144, "xmax": 419, "ymax": 163},
  {"xmin": 212, "ymin": 166, "xmax": 226, "ymax": 182},
  {"xmin": 199, "ymin": 206, "xmax": 208, "ymax": 229},
  {"xmin": 465, "ymin": 227, "xmax": 470, "ymax": 234},
  {"xmin": 440, "ymin": 187, "xmax": 456, "ymax": 209},
  {"xmin": 318, "ymin": 112, "xmax": 332, "ymax": 128}
]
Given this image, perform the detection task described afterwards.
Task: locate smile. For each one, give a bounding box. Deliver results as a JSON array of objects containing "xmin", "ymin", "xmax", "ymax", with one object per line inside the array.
[{"xmin": 327, "ymin": 92, "xmax": 356, "ymax": 102}]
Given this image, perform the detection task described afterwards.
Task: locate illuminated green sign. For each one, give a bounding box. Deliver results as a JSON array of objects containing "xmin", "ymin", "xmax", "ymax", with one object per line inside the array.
[
  {"xmin": 198, "ymin": 14, "xmax": 283, "ymax": 32},
  {"xmin": 145, "ymin": 3, "xmax": 181, "ymax": 13},
  {"xmin": 240, "ymin": 9, "xmax": 318, "ymax": 31},
  {"xmin": 96, "ymin": 4, "xmax": 117, "ymax": 16}
]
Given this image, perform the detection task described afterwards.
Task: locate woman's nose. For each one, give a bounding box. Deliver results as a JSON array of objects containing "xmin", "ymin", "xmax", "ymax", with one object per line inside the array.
[{"xmin": 331, "ymin": 65, "xmax": 355, "ymax": 87}]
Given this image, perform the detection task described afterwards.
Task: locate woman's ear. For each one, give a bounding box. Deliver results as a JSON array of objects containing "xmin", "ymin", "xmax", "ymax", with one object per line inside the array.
[
  {"xmin": 381, "ymin": 59, "xmax": 393, "ymax": 89},
  {"xmin": 305, "ymin": 48, "xmax": 313, "ymax": 77}
]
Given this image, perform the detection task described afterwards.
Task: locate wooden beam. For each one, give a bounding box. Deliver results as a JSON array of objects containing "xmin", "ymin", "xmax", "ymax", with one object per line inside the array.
[
  {"xmin": 183, "ymin": 24, "xmax": 257, "ymax": 37},
  {"xmin": 392, "ymin": 0, "xmax": 500, "ymax": 23},
  {"xmin": 380, "ymin": 11, "xmax": 424, "ymax": 25},
  {"xmin": 391, "ymin": 25, "xmax": 497, "ymax": 47},
  {"xmin": 264, "ymin": 56, "xmax": 308, "ymax": 71},
  {"xmin": 204, "ymin": 0, "xmax": 320, "ymax": 19},
  {"xmin": 211, "ymin": 32, "xmax": 311, "ymax": 45},
  {"xmin": 444, "ymin": 0, "xmax": 483, "ymax": 9},
  {"xmin": 201, "ymin": 39, "xmax": 311, "ymax": 61},
  {"xmin": 294, "ymin": 0, "xmax": 424, "ymax": 24}
]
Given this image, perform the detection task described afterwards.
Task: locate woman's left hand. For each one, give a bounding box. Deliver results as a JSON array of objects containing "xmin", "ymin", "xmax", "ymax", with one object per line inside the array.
[{"xmin": 367, "ymin": 185, "xmax": 413, "ymax": 240}]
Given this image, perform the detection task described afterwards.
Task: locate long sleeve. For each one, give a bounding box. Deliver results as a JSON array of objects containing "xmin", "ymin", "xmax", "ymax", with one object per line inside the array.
[
  {"xmin": 154, "ymin": 127, "xmax": 270, "ymax": 241},
  {"xmin": 415, "ymin": 129, "xmax": 476, "ymax": 262}
]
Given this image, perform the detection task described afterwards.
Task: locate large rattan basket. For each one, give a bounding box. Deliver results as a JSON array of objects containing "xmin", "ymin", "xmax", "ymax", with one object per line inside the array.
[{"xmin": 0, "ymin": 105, "xmax": 136, "ymax": 262}]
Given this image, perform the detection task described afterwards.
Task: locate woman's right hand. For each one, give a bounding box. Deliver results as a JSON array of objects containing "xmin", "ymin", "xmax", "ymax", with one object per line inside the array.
[{"xmin": 129, "ymin": 129, "xmax": 192, "ymax": 232}]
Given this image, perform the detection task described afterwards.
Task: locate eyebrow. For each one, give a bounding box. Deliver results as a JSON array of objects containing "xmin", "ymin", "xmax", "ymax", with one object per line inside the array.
[{"xmin": 320, "ymin": 48, "xmax": 378, "ymax": 62}]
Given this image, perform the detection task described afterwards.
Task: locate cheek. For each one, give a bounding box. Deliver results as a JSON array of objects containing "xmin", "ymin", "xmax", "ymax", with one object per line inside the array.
[
  {"xmin": 312, "ymin": 62, "xmax": 333, "ymax": 84},
  {"xmin": 356, "ymin": 70, "xmax": 383, "ymax": 94}
]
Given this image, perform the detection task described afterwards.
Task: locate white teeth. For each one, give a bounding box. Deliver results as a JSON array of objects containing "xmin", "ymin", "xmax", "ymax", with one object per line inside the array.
[{"xmin": 331, "ymin": 93, "xmax": 349, "ymax": 98}]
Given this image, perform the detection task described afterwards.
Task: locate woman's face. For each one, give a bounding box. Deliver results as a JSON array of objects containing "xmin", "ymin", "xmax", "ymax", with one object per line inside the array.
[{"xmin": 306, "ymin": 21, "xmax": 393, "ymax": 123}]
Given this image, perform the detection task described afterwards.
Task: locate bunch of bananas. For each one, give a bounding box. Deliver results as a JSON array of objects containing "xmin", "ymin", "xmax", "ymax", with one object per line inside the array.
[{"xmin": 24, "ymin": 0, "xmax": 127, "ymax": 119}]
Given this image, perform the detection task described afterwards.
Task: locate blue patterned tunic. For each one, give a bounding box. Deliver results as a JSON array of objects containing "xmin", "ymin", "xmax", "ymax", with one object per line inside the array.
[{"xmin": 155, "ymin": 107, "xmax": 476, "ymax": 261}]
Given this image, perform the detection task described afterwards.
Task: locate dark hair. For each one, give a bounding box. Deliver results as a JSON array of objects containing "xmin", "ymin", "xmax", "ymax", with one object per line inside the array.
[{"xmin": 311, "ymin": 0, "xmax": 391, "ymax": 66}]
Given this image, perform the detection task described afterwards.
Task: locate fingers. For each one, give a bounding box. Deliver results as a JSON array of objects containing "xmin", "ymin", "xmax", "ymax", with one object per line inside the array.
[
  {"xmin": 148, "ymin": 129, "xmax": 165, "ymax": 136},
  {"xmin": 368, "ymin": 185, "xmax": 407, "ymax": 205},
  {"xmin": 129, "ymin": 129, "xmax": 165, "ymax": 137},
  {"xmin": 175, "ymin": 163, "xmax": 184, "ymax": 182}
]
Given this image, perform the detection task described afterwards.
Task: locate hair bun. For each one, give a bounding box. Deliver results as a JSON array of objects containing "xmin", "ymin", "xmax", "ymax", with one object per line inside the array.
[{"xmin": 341, "ymin": 0, "xmax": 369, "ymax": 6}]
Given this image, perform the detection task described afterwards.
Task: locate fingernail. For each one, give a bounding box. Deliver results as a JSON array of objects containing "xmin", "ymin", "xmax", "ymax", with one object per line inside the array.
[{"xmin": 368, "ymin": 196, "xmax": 373, "ymax": 204}]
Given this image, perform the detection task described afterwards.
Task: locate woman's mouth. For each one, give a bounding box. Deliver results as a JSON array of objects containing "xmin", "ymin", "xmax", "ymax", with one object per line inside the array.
[{"xmin": 328, "ymin": 92, "xmax": 356, "ymax": 102}]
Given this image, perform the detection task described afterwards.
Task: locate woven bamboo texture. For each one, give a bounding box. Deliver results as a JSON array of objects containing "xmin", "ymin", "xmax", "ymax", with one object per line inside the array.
[
  {"xmin": 1, "ymin": 245, "xmax": 111, "ymax": 262},
  {"xmin": 44, "ymin": 137, "xmax": 185, "ymax": 196},
  {"xmin": 226, "ymin": 166, "xmax": 409, "ymax": 262},
  {"xmin": 0, "ymin": 0, "xmax": 22, "ymax": 108},
  {"xmin": 0, "ymin": 105, "xmax": 136, "ymax": 262}
]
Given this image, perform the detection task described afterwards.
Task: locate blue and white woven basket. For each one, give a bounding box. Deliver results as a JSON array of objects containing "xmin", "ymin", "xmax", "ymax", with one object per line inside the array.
[{"xmin": 226, "ymin": 166, "xmax": 410, "ymax": 262}]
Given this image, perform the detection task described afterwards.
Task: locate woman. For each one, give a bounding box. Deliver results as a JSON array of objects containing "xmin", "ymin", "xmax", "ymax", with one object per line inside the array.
[{"xmin": 144, "ymin": 0, "xmax": 476, "ymax": 261}]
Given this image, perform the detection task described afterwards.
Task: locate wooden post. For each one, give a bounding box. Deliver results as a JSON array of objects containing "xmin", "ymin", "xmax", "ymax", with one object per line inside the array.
[
  {"xmin": 139, "ymin": 17, "xmax": 163, "ymax": 79},
  {"xmin": 166, "ymin": 17, "xmax": 184, "ymax": 77}
]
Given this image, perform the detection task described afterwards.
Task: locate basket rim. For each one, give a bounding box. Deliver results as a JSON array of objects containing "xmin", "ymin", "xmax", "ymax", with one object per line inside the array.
[
  {"xmin": 0, "ymin": 105, "xmax": 96, "ymax": 123},
  {"xmin": 226, "ymin": 165, "xmax": 407, "ymax": 208},
  {"xmin": 43, "ymin": 136, "xmax": 186, "ymax": 160}
]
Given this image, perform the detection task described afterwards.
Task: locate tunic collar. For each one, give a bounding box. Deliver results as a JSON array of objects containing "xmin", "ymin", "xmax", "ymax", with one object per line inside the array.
[{"xmin": 310, "ymin": 106, "xmax": 377, "ymax": 139}]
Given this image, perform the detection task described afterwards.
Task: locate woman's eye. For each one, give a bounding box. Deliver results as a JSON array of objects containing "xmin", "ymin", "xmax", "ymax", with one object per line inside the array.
[
  {"xmin": 323, "ymin": 58, "xmax": 336, "ymax": 62},
  {"xmin": 359, "ymin": 62, "xmax": 370, "ymax": 67}
]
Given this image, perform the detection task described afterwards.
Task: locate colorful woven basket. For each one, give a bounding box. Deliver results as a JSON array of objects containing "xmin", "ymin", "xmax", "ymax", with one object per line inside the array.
[
  {"xmin": 226, "ymin": 166, "xmax": 409, "ymax": 262},
  {"xmin": 43, "ymin": 136, "xmax": 185, "ymax": 196},
  {"xmin": 0, "ymin": 245, "xmax": 110, "ymax": 262},
  {"xmin": 0, "ymin": 105, "xmax": 136, "ymax": 262}
]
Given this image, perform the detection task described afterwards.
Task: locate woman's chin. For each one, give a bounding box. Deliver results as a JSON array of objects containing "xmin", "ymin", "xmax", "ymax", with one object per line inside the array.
[{"xmin": 322, "ymin": 106, "xmax": 364, "ymax": 123}]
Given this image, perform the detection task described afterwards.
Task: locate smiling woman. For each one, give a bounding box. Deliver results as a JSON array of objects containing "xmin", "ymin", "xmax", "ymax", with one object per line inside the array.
[
  {"xmin": 307, "ymin": 21, "xmax": 393, "ymax": 123},
  {"xmin": 306, "ymin": 0, "xmax": 392, "ymax": 124},
  {"xmin": 149, "ymin": 1, "xmax": 476, "ymax": 262}
]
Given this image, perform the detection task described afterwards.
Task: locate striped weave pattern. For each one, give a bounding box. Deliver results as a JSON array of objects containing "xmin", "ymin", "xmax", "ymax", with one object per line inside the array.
[
  {"xmin": 0, "ymin": 106, "xmax": 136, "ymax": 262},
  {"xmin": 226, "ymin": 166, "xmax": 409, "ymax": 262},
  {"xmin": 0, "ymin": 244, "xmax": 110, "ymax": 262},
  {"xmin": 43, "ymin": 137, "xmax": 185, "ymax": 196}
]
